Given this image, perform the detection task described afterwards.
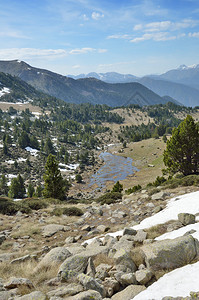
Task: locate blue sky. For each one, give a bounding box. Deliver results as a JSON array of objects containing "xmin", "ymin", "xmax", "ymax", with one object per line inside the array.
[{"xmin": 0, "ymin": 0, "xmax": 199, "ymax": 76}]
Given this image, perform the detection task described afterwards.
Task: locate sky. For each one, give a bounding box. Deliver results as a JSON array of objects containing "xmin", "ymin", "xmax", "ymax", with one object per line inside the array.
[{"xmin": 1, "ymin": 0, "xmax": 199, "ymax": 76}]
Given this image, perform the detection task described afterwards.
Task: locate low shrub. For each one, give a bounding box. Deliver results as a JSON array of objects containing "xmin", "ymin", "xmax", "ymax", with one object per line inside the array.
[
  {"xmin": 125, "ymin": 184, "xmax": 142, "ymax": 195},
  {"xmin": 22, "ymin": 198, "xmax": 48, "ymax": 210},
  {"xmin": 62, "ymin": 207, "xmax": 83, "ymax": 216},
  {"xmin": 96, "ymin": 192, "xmax": 122, "ymax": 205},
  {"xmin": 0, "ymin": 197, "xmax": 31, "ymax": 215},
  {"xmin": 51, "ymin": 206, "xmax": 83, "ymax": 216}
]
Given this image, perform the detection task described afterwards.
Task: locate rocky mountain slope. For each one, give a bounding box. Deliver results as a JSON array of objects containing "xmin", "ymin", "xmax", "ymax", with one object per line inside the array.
[
  {"xmin": 0, "ymin": 60, "xmax": 176, "ymax": 107},
  {"xmin": 0, "ymin": 185, "xmax": 199, "ymax": 299}
]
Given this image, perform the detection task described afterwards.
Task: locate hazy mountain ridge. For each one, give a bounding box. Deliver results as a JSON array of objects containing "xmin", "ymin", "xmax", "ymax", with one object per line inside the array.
[
  {"xmin": 68, "ymin": 65, "xmax": 199, "ymax": 107},
  {"xmin": 0, "ymin": 60, "xmax": 176, "ymax": 107}
]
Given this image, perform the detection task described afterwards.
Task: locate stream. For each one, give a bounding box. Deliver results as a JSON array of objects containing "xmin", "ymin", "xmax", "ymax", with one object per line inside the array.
[{"xmin": 89, "ymin": 152, "xmax": 139, "ymax": 189}]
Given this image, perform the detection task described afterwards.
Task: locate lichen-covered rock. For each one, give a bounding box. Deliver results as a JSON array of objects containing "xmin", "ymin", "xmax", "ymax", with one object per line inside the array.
[
  {"xmin": 113, "ymin": 249, "xmax": 137, "ymax": 273},
  {"xmin": 58, "ymin": 254, "xmax": 89, "ymax": 281},
  {"xmin": 14, "ymin": 291, "xmax": 47, "ymax": 299},
  {"xmin": 95, "ymin": 263, "xmax": 112, "ymax": 280},
  {"xmin": 47, "ymin": 283, "xmax": 83, "ymax": 298},
  {"xmin": 111, "ymin": 285, "xmax": 146, "ymax": 300},
  {"xmin": 35, "ymin": 247, "xmax": 72, "ymax": 271},
  {"xmin": 77, "ymin": 273, "xmax": 106, "ymax": 297},
  {"xmin": 178, "ymin": 213, "xmax": 195, "ymax": 226},
  {"xmin": 141, "ymin": 235, "xmax": 198, "ymax": 271},
  {"xmin": 66, "ymin": 289, "xmax": 103, "ymax": 299},
  {"xmin": 120, "ymin": 273, "xmax": 137, "ymax": 286},
  {"xmin": 4, "ymin": 277, "xmax": 34, "ymax": 289},
  {"xmin": 42, "ymin": 224, "xmax": 69, "ymax": 237},
  {"xmin": 135, "ymin": 269, "xmax": 153, "ymax": 285},
  {"xmin": 103, "ymin": 277, "xmax": 120, "ymax": 297}
]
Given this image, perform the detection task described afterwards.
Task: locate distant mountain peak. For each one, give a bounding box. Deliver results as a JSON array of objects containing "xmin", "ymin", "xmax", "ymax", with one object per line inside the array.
[{"xmin": 177, "ymin": 64, "xmax": 199, "ymax": 70}]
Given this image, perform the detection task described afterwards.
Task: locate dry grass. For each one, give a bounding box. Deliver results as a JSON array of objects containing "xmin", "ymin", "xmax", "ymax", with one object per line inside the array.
[
  {"xmin": 0, "ymin": 260, "xmax": 59, "ymax": 293},
  {"xmin": 93, "ymin": 253, "xmax": 114, "ymax": 268}
]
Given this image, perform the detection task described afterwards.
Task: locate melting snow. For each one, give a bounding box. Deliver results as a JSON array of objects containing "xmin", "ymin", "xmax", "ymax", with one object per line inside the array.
[
  {"xmin": 133, "ymin": 261, "xmax": 199, "ymax": 300},
  {"xmin": 25, "ymin": 146, "xmax": 39, "ymax": 156},
  {"xmin": 0, "ymin": 87, "xmax": 10, "ymax": 97}
]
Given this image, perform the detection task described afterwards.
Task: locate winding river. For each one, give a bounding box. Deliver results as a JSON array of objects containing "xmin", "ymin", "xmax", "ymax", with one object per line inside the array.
[{"xmin": 89, "ymin": 152, "xmax": 139, "ymax": 189}]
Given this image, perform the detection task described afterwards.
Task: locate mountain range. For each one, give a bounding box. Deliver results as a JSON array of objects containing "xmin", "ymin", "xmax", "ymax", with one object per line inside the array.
[
  {"xmin": 69, "ymin": 64, "xmax": 199, "ymax": 107},
  {"xmin": 0, "ymin": 60, "xmax": 198, "ymax": 107}
]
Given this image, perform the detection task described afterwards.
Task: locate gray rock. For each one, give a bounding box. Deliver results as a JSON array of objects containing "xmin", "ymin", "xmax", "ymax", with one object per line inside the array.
[
  {"xmin": 58, "ymin": 254, "xmax": 89, "ymax": 281},
  {"xmin": 65, "ymin": 289, "xmax": 103, "ymax": 300},
  {"xmin": 0, "ymin": 253, "xmax": 16, "ymax": 262},
  {"xmin": 15, "ymin": 291, "xmax": 47, "ymax": 299},
  {"xmin": 96, "ymin": 225, "xmax": 110, "ymax": 233},
  {"xmin": 10, "ymin": 254, "xmax": 32, "ymax": 264},
  {"xmin": 120, "ymin": 273, "xmax": 137, "ymax": 286},
  {"xmin": 42, "ymin": 224, "xmax": 68, "ymax": 237},
  {"xmin": 123, "ymin": 228, "xmax": 137, "ymax": 236},
  {"xmin": 103, "ymin": 277, "xmax": 120, "ymax": 297},
  {"xmin": 111, "ymin": 285, "xmax": 146, "ymax": 300},
  {"xmin": 95, "ymin": 264, "xmax": 112, "ymax": 280},
  {"xmin": 0, "ymin": 235, "xmax": 6, "ymax": 245},
  {"xmin": 135, "ymin": 268, "xmax": 153, "ymax": 285},
  {"xmin": 4, "ymin": 277, "xmax": 34, "ymax": 289},
  {"xmin": 47, "ymin": 283, "xmax": 83, "ymax": 297},
  {"xmin": 81, "ymin": 225, "xmax": 91, "ymax": 231},
  {"xmin": 77, "ymin": 273, "xmax": 106, "ymax": 297},
  {"xmin": 151, "ymin": 191, "xmax": 170, "ymax": 201},
  {"xmin": 0, "ymin": 289, "xmax": 18, "ymax": 300},
  {"xmin": 35, "ymin": 247, "xmax": 72, "ymax": 271},
  {"xmin": 141, "ymin": 235, "xmax": 199, "ymax": 271},
  {"xmin": 65, "ymin": 236, "xmax": 76, "ymax": 244},
  {"xmin": 103, "ymin": 235, "xmax": 117, "ymax": 248},
  {"xmin": 111, "ymin": 239, "xmax": 134, "ymax": 253},
  {"xmin": 134, "ymin": 230, "xmax": 147, "ymax": 243},
  {"xmin": 167, "ymin": 221, "xmax": 183, "ymax": 232},
  {"xmin": 113, "ymin": 249, "xmax": 137, "ymax": 273},
  {"xmin": 86, "ymin": 257, "xmax": 96, "ymax": 277},
  {"xmin": 178, "ymin": 213, "xmax": 196, "ymax": 225}
]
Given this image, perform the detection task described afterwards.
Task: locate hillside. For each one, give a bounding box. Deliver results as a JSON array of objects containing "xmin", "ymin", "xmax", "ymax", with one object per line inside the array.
[{"xmin": 0, "ymin": 60, "xmax": 176, "ymax": 107}]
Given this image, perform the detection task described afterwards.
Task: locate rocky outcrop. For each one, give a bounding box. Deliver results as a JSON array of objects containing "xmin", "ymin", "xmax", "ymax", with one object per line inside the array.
[{"xmin": 141, "ymin": 235, "xmax": 199, "ymax": 271}]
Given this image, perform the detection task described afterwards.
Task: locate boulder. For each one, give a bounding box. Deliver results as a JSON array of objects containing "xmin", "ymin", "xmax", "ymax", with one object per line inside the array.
[
  {"xmin": 58, "ymin": 254, "xmax": 89, "ymax": 281},
  {"xmin": 123, "ymin": 228, "xmax": 137, "ymax": 236},
  {"xmin": 151, "ymin": 191, "xmax": 170, "ymax": 201},
  {"xmin": 4, "ymin": 277, "xmax": 34, "ymax": 289},
  {"xmin": 113, "ymin": 249, "xmax": 137, "ymax": 273},
  {"xmin": 47, "ymin": 283, "xmax": 83, "ymax": 298},
  {"xmin": 141, "ymin": 235, "xmax": 199, "ymax": 271},
  {"xmin": 14, "ymin": 291, "xmax": 47, "ymax": 299},
  {"xmin": 65, "ymin": 289, "xmax": 103, "ymax": 300},
  {"xmin": 42, "ymin": 224, "xmax": 68, "ymax": 237},
  {"xmin": 133, "ymin": 230, "xmax": 147, "ymax": 243},
  {"xmin": 178, "ymin": 213, "xmax": 196, "ymax": 225},
  {"xmin": 111, "ymin": 285, "xmax": 146, "ymax": 300},
  {"xmin": 95, "ymin": 264, "xmax": 112, "ymax": 280},
  {"xmin": 0, "ymin": 289, "xmax": 18, "ymax": 300},
  {"xmin": 77, "ymin": 273, "xmax": 106, "ymax": 297},
  {"xmin": 35, "ymin": 247, "xmax": 72, "ymax": 270},
  {"xmin": 103, "ymin": 277, "xmax": 120, "ymax": 297},
  {"xmin": 0, "ymin": 235, "xmax": 6, "ymax": 245},
  {"xmin": 135, "ymin": 269, "xmax": 153, "ymax": 285},
  {"xmin": 120, "ymin": 273, "xmax": 137, "ymax": 286}
]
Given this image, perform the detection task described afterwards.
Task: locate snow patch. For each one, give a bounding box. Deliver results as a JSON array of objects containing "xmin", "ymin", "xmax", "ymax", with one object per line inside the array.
[
  {"xmin": 133, "ymin": 261, "xmax": 199, "ymax": 300},
  {"xmin": 0, "ymin": 87, "xmax": 10, "ymax": 97},
  {"xmin": 25, "ymin": 146, "xmax": 39, "ymax": 156}
]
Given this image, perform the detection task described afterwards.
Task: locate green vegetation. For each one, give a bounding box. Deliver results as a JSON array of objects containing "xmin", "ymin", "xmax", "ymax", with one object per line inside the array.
[
  {"xmin": 111, "ymin": 181, "xmax": 123, "ymax": 193},
  {"xmin": 8, "ymin": 174, "xmax": 25, "ymax": 199},
  {"xmin": 125, "ymin": 184, "xmax": 142, "ymax": 195},
  {"xmin": 163, "ymin": 115, "xmax": 199, "ymax": 176},
  {"xmin": 51, "ymin": 206, "xmax": 83, "ymax": 216},
  {"xmin": 96, "ymin": 192, "xmax": 122, "ymax": 205},
  {"xmin": 43, "ymin": 154, "xmax": 70, "ymax": 200}
]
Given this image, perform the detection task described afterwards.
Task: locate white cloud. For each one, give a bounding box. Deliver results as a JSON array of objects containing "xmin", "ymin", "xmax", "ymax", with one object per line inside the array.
[
  {"xmin": 91, "ymin": 11, "xmax": 104, "ymax": 20},
  {"xmin": 189, "ymin": 32, "xmax": 199, "ymax": 37},
  {"xmin": 69, "ymin": 47, "xmax": 107, "ymax": 54},
  {"xmin": 133, "ymin": 19, "xmax": 198, "ymax": 33},
  {"xmin": 130, "ymin": 32, "xmax": 177, "ymax": 43},
  {"xmin": 107, "ymin": 34, "xmax": 132, "ymax": 40},
  {"xmin": 0, "ymin": 48, "xmax": 67, "ymax": 60},
  {"xmin": 133, "ymin": 24, "xmax": 143, "ymax": 31},
  {"xmin": 72, "ymin": 64, "xmax": 81, "ymax": 69},
  {"xmin": 82, "ymin": 14, "xmax": 89, "ymax": 21},
  {"xmin": 0, "ymin": 30, "xmax": 30, "ymax": 39}
]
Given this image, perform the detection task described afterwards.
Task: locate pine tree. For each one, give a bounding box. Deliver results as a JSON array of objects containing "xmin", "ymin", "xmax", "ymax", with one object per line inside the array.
[
  {"xmin": 43, "ymin": 154, "xmax": 69, "ymax": 200},
  {"xmin": 163, "ymin": 115, "xmax": 199, "ymax": 176},
  {"xmin": 8, "ymin": 174, "xmax": 25, "ymax": 198},
  {"xmin": 0, "ymin": 175, "xmax": 9, "ymax": 196},
  {"xmin": 27, "ymin": 183, "xmax": 35, "ymax": 198}
]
